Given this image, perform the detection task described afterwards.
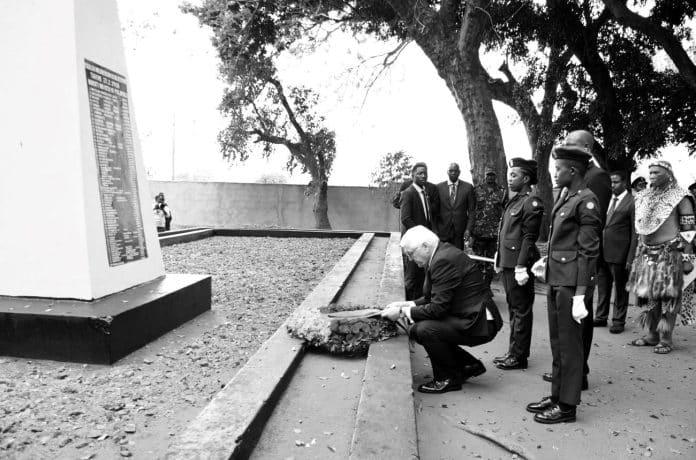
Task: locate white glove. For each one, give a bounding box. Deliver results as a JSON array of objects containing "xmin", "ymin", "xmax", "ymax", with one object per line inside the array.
[
  {"xmin": 531, "ymin": 256, "xmax": 547, "ymax": 282},
  {"xmin": 572, "ymin": 295, "xmax": 588, "ymax": 323},
  {"xmin": 493, "ymin": 252, "xmax": 502, "ymax": 273},
  {"xmin": 514, "ymin": 266, "xmax": 529, "ymax": 285}
]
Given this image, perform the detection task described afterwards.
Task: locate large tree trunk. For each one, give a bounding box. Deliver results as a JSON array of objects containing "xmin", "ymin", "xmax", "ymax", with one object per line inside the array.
[
  {"xmin": 384, "ymin": 0, "xmax": 508, "ymax": 182},
  {"xmin": 312, "ymin": 178, "xmax": 331, "ymax": 229}
]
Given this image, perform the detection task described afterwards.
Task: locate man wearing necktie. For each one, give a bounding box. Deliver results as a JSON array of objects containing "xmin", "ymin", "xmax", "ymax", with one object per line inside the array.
[
  {"xmin": 595, "ymin": 171, "xmax": 636, "ymax": 333},
  {"xmin": 381, "ymin": 225, "xmax": 503, "ymax": 394},
  {"xmin": 434, "ymin": 163, "xmax": 475, "ymax": 250},
  {"xmin": 400, "ymin": 162, "xmax": 439, "ymax": 300}
]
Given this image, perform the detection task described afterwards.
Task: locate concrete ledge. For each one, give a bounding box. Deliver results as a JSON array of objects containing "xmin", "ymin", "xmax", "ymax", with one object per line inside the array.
[
  {"xmin": 159, "ymin": 228, "xmax": 214, "ymax": 247},
  {"xmin": 214, "ymin": 228, "xmax": 390, "ymax": 238},
  {"xmin": 167, "ymin": 233, "xmax": 375, "ymax": 459},
  {"xmin": 350, "ymin": 232, "xmax": 418, "ymax": 459},
  {"xmin": 0, "ymin": 274, "xmax": 211, "ymax": 364}
]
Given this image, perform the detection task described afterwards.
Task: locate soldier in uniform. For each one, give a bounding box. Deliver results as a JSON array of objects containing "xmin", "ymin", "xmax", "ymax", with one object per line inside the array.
[
  {"xmin": 526, "ymin": 135, "xmax": 602, "ymax": 424},
  {"xmin": 472, "ymin": 166, "xmax": 507, "ymax": 286},
  {"xmin": 493, "ymin": 158, "xmax": 544, "ymax": 370}
]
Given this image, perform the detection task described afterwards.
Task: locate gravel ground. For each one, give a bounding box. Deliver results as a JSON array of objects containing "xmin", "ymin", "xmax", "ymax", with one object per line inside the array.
[{"xmin": 0, "ymin": 236, "xmax": 354, "ymax": 460}]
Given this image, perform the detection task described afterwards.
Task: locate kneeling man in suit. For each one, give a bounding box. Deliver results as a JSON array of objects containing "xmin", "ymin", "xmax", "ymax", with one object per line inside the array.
[{"xmin": 381, "ymin": 225, "xmax": 503, "ymax": 394}]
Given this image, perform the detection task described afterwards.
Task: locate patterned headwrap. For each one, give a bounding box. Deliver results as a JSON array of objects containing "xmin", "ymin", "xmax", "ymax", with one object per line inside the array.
[{"xmin": 649, "ymin": 159, "xmax": 675, "ymax": 178}]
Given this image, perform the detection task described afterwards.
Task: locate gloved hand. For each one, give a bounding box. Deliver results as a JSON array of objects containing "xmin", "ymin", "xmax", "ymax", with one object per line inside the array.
[
  {"xmin": 493, "ymin": 252, "xmax": 502, "ymax": 273},
  {"xmin": 514, "ymin": 266, "xmax": 529, "ymax": 285},
  {"xmin": 572, "ymin": 295, "xmax": 588, "ymax": 323},
  {"xmin": 531, "ymin": 256, "xmax": 547, "ymax": 282}
]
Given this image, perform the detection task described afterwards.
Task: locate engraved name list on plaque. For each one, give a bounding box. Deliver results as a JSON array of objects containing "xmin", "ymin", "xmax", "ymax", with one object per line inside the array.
[{"xmin": 85, "ymin": 59, "xmax": 147, "ymax": 266}]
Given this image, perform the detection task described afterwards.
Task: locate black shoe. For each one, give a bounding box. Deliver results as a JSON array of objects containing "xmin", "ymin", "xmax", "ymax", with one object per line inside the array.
[
  {"xmin": 582, "ymin": 375, "xmax": 588, "ymax": 391},
  {"xmin": 417, "ymin": 378, "xmax": 462, "ymax": 394},
  {"xmin": 533, "ymin": 404, "xmax": 576, "ymax": 424},
  {"xmin": 461, "ymin": 361, "xmax": 486, "ymax": 380},
  {"xmin": 526, "ymin": 396, "xmax": 556, "ymax": 414},
  {"xmin": 592, "ymin": 319, "xmax": 608, "ymax": 327},
  {"xmin": 495, "ymin": 355, "xmax": 528, "ymax": 370},
  {"xmin": 542, "ymin": 372, "xmax": 552, "ymax": 383},
  {"xmin": 609, "ymin": 324, "xmax": 624, "ymax": 334},
  {"xmin": 493, "ymin": 352, "xmax": 510, "ymax": 364}
]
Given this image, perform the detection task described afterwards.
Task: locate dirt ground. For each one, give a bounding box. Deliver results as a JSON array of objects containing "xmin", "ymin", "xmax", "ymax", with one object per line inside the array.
[
  {"xmin": 0, "ymin": 236, "xmax": 354, "ymax": 460},
  {"xmin": 413, "ymin": 283, "xmax": 696, "ymax": 460}
]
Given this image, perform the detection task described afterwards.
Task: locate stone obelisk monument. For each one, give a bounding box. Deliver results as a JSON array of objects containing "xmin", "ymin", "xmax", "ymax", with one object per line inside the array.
[{"xmin": 0, "ymin": 0, "xmax": 211, "ymax": 363}]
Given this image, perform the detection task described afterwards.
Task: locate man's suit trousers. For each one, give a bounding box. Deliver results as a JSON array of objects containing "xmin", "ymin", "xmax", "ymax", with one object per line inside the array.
[
  {"xmin": 596, "ymin": 262, "xmax": 630, "ymax": 325},
  {"xmin": 404, "ymin": 257, "xmax": 425, "ymax": 301},
  {"xmin": 410, "ymin": 318, "xmax": 498, "ymax": 381},
  {"xmin": 548, "ymin": 286, "xmax": 584, "ymax": 406}
]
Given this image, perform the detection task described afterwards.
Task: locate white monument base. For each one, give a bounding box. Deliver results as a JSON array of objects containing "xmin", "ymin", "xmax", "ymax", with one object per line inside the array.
[{"xmin": 0, "ymin": 0, "xmax": 164, "ymax": 300}]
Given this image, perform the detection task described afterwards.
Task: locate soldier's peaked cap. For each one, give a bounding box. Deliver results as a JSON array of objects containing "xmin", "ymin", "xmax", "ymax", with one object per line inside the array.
[
  {"xmin": 508, "ymin": 158, "xmax": 538, "ymax": 184},
  {"xmin": 552, "ymin": 130, "xmax": 593, "ymax": 164}
]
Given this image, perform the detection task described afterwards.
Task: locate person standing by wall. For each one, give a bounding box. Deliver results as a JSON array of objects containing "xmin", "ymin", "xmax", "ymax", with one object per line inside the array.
[
  {"xmin": 493, "ymin": 158, "xmax": 544, "ymax": 371},
  {"xmin": 472, "ymin": 166, "xmax": 507, "ymax": 285},
  {"xmin": 156, "ymin": 192, "xmax": 173, "ymax": 231},
  {"xmin": 434, "ymin": 163, "xmax": 475, "ymax": 250}
]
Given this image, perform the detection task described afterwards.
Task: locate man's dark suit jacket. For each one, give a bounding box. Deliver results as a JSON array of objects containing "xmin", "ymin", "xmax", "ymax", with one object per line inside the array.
[
  {"xmin": 411, "ymin": 243, "xmax": 503, "ymax": 335},
  {"xmin": 603, "ymin": 193, "xmax": 637, "ymax": 266},
  {"xmin": 434, "ymin": 180, "xmax": 475, "ymax": 244},
  {"xmin": 399, "ymin": 183, "xmax": 438, "ymax": 234},
  {"xmin": 584, "ymin": 163, "xmax": 612, "ymax": 225}
]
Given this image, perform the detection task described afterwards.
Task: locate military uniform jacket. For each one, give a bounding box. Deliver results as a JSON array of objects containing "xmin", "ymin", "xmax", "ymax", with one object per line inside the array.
[
  {"xmin": 496, "ymin": 191, "xmax": 544, "ymax": 269},
  {"xmin": 546, "ymin": 186, "xmax": 602, "ymax": 287}
]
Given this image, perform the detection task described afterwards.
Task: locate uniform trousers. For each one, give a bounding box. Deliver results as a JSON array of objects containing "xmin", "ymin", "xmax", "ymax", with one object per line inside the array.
[
  {"xmin": 501, "ymin": 268, "xmax": 535, "ymax": 359},
  {"xmin": 596, "ymin": 262, "xmax": 630, "ymax": 325},
  {"xmin": 410, "ymin": 318, "xmax": 498, "ymax": 381},
  {"xmin": 548, "ymin": 286, "xmax": 584, "ymax": 406}
]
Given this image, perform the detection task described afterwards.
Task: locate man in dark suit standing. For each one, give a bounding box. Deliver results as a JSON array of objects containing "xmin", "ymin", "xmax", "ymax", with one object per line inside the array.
[
  {"xmin": 595, "ymin": 171, "xmax": 636, "ymax": 333},
  {"xmin": 527, "ymin": 134, "xmax": 602, "ymax": 424},
  {"xmin": 381, "ymin": 225, "xmax": 503, "ymax": 394},
  {"xmin": 400, "ymin": 162, "xmax": 439, "ymax": 300},
  {"xmin": 434, "ymin": 163, "xmax": 475, "ymax": 250}
]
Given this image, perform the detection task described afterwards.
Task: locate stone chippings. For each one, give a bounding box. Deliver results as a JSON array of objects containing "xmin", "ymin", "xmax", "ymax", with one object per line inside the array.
[
  {"xmin": 0, "ymin": 236, "xmax": 353, "ymax": 459},
  {"xmin": 286, "ymin": 303, "xmax": 398, "ymax": 354}
]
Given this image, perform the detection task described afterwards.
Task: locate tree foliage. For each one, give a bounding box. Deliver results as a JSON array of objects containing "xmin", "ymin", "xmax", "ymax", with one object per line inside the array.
[
  {"xmin": 370, "ymin": 150, "xmax": 413, "ymax": 188},
  {"xmin": 182, "ymin": 0, "xmax": 337, "ymax": 228}
]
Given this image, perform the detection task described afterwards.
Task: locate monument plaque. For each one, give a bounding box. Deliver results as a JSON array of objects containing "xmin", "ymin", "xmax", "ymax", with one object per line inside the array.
[{"xmin": 85, "ymin": 59, "xmax": 147, "ymax": 266}]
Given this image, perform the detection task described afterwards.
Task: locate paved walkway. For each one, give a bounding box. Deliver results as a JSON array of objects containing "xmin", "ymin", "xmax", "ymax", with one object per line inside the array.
[{"xmin": 413, "ymin": 282, "xmax": 696, "ymax": 460}]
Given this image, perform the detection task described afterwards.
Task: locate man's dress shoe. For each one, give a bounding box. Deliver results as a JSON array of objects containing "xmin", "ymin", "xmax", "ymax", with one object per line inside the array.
[
  {"xmin": 534, "ymin": 404, "xmax": 576, "ymax": 424},
  {"xmin": 461, "ymin": 361, "xmax": 486, "ymax": 379},
  {"xmin": 542, "ymin": 373, "xmax": 589, "ymax": 390},
  {"xmin": 493, "ymin": 352, "xmax": 510, "ymax": 364},
  {"xmin": 526, "ymin": 396, "xmax": 556, "ymax": 414},
  {"xmin": 495, "ymin": 356, "xmax": 528, "ymax": 370},
  {"xmin": 609, "ymin": 324, "xmax": 624, "ymax": 334},
  {"xmin": 417, "ymin": 378, "xmax": 462, "ymax": 394}
]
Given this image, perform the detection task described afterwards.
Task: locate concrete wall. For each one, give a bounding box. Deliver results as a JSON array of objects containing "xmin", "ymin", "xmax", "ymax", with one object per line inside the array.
[{"xmin": 149, "ymin": 181, "xmax": 400, "ymax": 232}]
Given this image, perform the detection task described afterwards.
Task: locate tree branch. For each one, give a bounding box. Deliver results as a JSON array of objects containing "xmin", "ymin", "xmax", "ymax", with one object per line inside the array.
[
  {"xmin": 268, "ymin": 77, "xmax": 309, "ymax": 145},
  {"xmin": 601, "ymin": 0, "xmax": 696, "ymax": 91}
]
